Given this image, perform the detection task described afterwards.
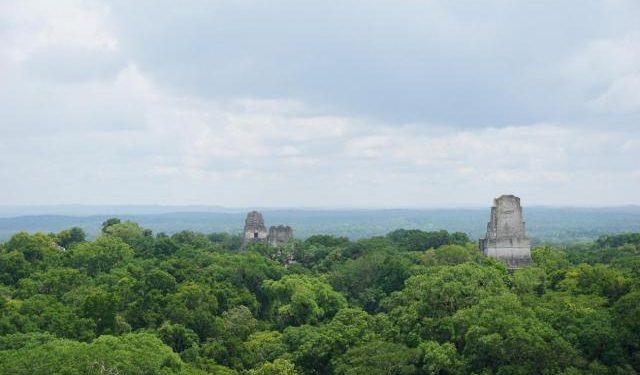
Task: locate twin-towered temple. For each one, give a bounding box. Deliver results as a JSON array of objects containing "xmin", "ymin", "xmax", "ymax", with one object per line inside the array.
[
  {"xmin": 242, "ymin": 211, "xmax": 293, "ymax": 249},
  {"xmin": 243, "ymin": 194, "xmax": 532, "ymax": 269}
]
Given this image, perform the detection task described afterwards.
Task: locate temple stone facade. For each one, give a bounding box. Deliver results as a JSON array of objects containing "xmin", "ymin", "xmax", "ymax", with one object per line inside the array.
[
  {"xmin": 479, "ymin": 195, "xmax": 532, "ymax": 269},
  {"xmin": 269, "ymin": 225, "xmax": 293, "ymax": 246},
  {"xmin": 243, "ymin": 211, "xmax": 268, "ymax": 246},
  {"xmin": 242, "ymin": 211, "xmax": 293, "ymax": 249}
]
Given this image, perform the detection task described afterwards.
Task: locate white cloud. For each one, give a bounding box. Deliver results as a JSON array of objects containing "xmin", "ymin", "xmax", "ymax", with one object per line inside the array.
[
  {"xmin": 0, "ymin": 0, "xmax": 117, "ymax": 65},
  {"xmin": 0, "ymin": 0, "xmax": 639, "ymax": 207},
  {"xmin": 592, "ymin": 73, "xmax": 640, "ymax": 113},
  {"xmin": 569, "ymin": 33, "xmax": 640, "ymax": 84},
  {"xmin": 565, "ymin": 32, "xmax": 640, "ymax": 113},
  {"xmin": 1, "ymin": 58, "xmax": 638, "ymax": 206},
  {"xmin": 1, "ymin": 52, "xmax": 639, "ymax": 206}
]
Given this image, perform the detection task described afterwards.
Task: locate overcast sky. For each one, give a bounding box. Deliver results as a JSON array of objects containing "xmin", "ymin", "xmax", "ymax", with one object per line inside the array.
[{"xmin": 1, "ymin": 0, "xmax": 639, "ymax": 208}]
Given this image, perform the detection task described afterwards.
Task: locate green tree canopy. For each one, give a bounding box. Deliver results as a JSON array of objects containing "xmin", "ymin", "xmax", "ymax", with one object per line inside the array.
[
  {"xmin": 332, "ymin": 339, "xmax": 420, "ymax": 375},
  {"xmin": 263, "ymin": 275, "xmax": 347, "ymax": 326},
  {"xmin": 0, "ymin": 333, "xmax": 205, "ymax": 375}
]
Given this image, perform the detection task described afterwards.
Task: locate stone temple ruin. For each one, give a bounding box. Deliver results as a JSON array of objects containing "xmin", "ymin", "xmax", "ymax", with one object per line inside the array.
[
  {"xmin": 479, "ymin": 195, "xmax": 532, "ymax": 269},
  {"xmin": 242, "ymin": 211, "xmax": 293, "ymax": 249},
  {"xmin": 268, "ymin": 225, "xmax": 294, "ymax": 246},
  {"xmin": 243, "ymin": 211, "xmax": 268, "ymax": 243}
]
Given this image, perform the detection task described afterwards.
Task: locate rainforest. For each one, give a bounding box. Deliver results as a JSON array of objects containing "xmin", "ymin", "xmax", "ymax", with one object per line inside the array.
[{"xmin": 0, "ymin": 219, "xmax": 639, "ymax": 375}]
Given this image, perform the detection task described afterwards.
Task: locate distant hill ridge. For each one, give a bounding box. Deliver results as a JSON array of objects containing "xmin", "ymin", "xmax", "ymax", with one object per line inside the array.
[{"xmin": 1, "ymin": 207, "xmax": 640, "ymax": 243}]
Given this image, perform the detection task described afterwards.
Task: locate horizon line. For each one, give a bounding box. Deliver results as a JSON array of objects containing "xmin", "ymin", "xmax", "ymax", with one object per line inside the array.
[{"xmin": 0, "ymin": 203, "xmax": 639, "ymax": 213}]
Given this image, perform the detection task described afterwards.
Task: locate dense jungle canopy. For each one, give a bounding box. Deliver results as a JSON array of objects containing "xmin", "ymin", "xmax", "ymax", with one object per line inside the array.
[{"xmin": 0, "ymin": 219, "xmax": 639, "ymax": 374}]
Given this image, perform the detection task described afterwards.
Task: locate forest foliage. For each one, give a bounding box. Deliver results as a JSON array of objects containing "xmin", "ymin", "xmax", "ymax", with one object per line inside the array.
[{"xmin": 0, "ymin": 218, "xmax": 639, "ymax": 374}]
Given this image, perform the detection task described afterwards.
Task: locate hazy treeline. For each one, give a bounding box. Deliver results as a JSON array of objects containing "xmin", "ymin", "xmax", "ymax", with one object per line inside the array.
[
  {"xmin": 0, "ymin": 219, "xmax": 639, "ymax": 374},
  {"xmin": 2, "ymin": 207, "xmax": 640, "ymax": 243}
]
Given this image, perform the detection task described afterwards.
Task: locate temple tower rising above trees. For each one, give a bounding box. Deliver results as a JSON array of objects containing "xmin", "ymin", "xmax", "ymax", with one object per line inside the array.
[
  {"xmin": 479, "ymin": 195, "xmax": 532, "ymax": 269},
  {"xmin": 268, "ymin": 225, "xmax": 293, "ymax": 246},
  {"xmin": 242, "ymin": 211, "xmax": 293, "ymax": 249},
  {"xmin": 243, "ymin": 211, "xmax": 268, "ymax": 245}
]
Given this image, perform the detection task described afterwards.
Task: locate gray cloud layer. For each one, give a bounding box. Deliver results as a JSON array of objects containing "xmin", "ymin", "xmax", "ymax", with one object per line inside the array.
[{"xmin": 0, "ymin": 0, "xmax": 638, "ymax": 207}]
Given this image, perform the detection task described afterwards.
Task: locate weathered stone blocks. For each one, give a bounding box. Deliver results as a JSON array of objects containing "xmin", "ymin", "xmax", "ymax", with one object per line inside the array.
[
  {"xmin": 268, "ymin": 225, "xmax": 293, "ymax": 246},
  {"xmin": 242, "ymin": 211, "xmax": 293, "ymax": 249},
  {"xmin": 243, "ymin": 211, "xmax": 268, "ymax": 243},
  {"xmin": 479, "ymin": 195, "xmax": 532, "ymax": 269}
]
